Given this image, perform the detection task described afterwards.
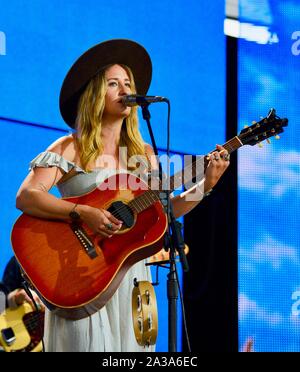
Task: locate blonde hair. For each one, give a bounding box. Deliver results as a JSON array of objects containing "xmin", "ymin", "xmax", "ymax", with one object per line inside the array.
[{"xmin": 75, "ymin": 64, "xmax": 146, "ymax": 171}]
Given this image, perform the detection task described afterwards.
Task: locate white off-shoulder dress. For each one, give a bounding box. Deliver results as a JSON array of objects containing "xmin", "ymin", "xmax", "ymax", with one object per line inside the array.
[{"xmin": 30, "ymin": 151, "xmax": 155, "ymax": 352}]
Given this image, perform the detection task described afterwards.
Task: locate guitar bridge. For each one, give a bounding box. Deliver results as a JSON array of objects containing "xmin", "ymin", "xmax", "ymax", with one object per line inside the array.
[{"xmin": 71, "ymin": 223, "xmax": 98, "ymax": 259}]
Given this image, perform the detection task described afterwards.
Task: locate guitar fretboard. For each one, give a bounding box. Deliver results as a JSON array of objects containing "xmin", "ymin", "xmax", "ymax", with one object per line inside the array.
[{"xmin": 127, "ymin": 136, "xmax": 243, "ymax": 214}]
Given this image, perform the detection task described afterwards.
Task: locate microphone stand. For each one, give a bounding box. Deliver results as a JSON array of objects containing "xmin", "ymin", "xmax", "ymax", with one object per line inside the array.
[{"xmin": 141, "ymin": 103, "xmax": 188, "ymax": 352}]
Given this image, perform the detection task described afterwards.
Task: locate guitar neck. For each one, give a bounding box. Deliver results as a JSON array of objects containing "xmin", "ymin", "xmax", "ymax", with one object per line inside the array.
[
  {"xmin": 128, "ymin": 135, "xmax": 244, "ymax": 214},
  {"xmin": 169, "ymin": 135, "xmax": 243, "ymax": 192}
]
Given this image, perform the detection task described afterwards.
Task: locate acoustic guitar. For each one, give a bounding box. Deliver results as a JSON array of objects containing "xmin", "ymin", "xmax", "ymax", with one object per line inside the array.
[
  {"xmin": 0, "ymin": 303, "xmax": 44, "ymax": 352},
  {"xmin": 11, "ymin": 109, "xmax": 288, "ymax": 320}
]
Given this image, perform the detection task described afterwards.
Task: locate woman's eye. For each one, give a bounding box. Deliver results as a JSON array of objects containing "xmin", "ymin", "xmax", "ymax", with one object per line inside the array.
[{"xmin": 107, "ymin": 81, "xmax": 131, "ymax": 88}]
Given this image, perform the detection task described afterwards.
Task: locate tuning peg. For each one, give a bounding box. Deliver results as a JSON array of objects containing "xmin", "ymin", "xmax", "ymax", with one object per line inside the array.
[
  {"xmin": 244, "ymin": 125, "xmax": 249, "ymax": 129},
  {"xmin": 252, "ymin": 121, "xmax": 257, "ymax": 125},
  {"xmin": 258, "ymin": 143, "xmax": 263, "ymax": 148},
  {"xmin": 275, "ymin": 135, "xmax": 280, "ymax": 140},
  {"xmin": 266, "ymin": 139, "xmax": 271, "ymax": 144}
]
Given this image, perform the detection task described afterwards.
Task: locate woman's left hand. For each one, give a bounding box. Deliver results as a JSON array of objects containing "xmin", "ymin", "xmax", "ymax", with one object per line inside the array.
[{"xmin": 204, "ymin": 144, "xmax": 230, "ymax": 192}]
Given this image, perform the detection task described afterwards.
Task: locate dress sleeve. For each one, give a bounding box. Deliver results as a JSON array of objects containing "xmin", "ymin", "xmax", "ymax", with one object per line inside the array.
[{"xmin": 29, "ymin": 151, "xmax": 86, "ymax": 174}]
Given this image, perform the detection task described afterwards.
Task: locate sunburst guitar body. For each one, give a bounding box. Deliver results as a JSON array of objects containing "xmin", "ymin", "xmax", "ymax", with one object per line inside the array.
[{"xmin": 12, "ymin": 173, "xmax": 168, "ymax": 320}]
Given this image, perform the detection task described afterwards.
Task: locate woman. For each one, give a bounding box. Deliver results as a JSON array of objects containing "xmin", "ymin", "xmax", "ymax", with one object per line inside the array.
[{"xmin": 16, "ymin": 39, "xmax": 229, "ymax": 352}]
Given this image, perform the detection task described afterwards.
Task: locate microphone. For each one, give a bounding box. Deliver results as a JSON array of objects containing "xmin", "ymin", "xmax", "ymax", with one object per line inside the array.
[{"xmin": 122, "ymin": 94, "xmax": 167, "ymax": 107}]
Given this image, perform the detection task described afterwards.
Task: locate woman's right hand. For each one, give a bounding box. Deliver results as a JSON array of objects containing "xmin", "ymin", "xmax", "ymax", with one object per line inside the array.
[{"xmin": 77, "ymin": 205, "xmax": 123, "ymax": 238}]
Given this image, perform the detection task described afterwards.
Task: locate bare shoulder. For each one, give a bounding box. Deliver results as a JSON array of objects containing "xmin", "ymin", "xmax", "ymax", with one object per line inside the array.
[
  {"xmin": 144, "ymin": 143, "xmax": 158, "ymax": 169},
  {"xmin": 144, "ymin": 143, "xmax": 155, "ymax": 155},
  {"xmin": 46, "ymin": 134, "xmax": 78, "ymax": 163}
]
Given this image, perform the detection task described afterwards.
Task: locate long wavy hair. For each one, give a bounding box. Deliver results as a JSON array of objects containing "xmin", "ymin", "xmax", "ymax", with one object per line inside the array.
[{"xmin": 75, "ymin": 64, "xmax": 146, "ymax": 171}]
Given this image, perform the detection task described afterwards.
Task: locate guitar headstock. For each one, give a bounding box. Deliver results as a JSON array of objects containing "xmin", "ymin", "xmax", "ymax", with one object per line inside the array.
[{"xmin": 238, "ymin": 108, "xmax": 288, "ymax": 146}]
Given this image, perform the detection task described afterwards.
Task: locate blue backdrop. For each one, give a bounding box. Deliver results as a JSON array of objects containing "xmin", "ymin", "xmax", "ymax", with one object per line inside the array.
[
  {"xmin": 0, "ymin": 0, "xmax": 226, "ymax": 351},
  {"xmin": 238, "ymin": 0, "xmax": 300, "ymax": 352}
]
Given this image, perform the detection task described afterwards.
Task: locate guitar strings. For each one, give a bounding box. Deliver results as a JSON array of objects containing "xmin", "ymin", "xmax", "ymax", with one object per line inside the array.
[
  {"xmin": 105, "ymin": 137, "xmax": 237, "ymax": 220},
  {"xmin": 1, "ymin": 312, "xmax": 44, "ymax": 333},
  {"xmin": 84, "ymin": 138, "xmax": 237, "ymax": 224},
  {"xmin": 6, "ymin": 313, "xmax": 43, "ymax": 330},
  {"xmin": 104, "ymin": 155, "xmax": 207, "ymax": 220}
]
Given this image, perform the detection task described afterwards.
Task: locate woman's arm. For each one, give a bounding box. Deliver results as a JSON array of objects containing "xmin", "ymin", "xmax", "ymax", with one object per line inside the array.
[
  {"xmin": 16, "ymin": 135, "xmax": 79, "ymax": 220},
  {"xmin": 16, "ymin": 137, "xmax": 123, "ymax": 237},
  {"xmin": 145, "ymin": 144, "xmax": 230, "ymax": 219},
  {"xmin": 16, "ymin": 167, "xmax": 122, "ymax": 237},
  {"xmin": 16, "ymin": 166, "xmax": 74, "ymax": 220},
  {"xmin": 171, "ymin": 145, "xmax": 230, "ymax": 218}
]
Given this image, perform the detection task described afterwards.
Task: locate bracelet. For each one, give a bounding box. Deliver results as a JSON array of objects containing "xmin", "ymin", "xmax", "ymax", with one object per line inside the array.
[
  {"xmin": 69, "ymin": 203, "xmax": 80, "ymax": 221},
  {"xmin": 203, "ymin": 188, "xmax": 213, "ymax": 198},
  {"xmin": 179, "ymin": 180, "xmax": 206, "ymax": 199}
]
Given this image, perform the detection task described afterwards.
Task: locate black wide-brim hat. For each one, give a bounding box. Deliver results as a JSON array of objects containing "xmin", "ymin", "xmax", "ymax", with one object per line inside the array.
[{"xmin": 59, "ymin": 39, "xmax": 152, "ymax": 128}]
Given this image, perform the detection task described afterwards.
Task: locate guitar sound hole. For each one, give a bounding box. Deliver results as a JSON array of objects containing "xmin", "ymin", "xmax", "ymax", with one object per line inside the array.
[{"xmin": 107, "ymin": 201, "xmax": 134, "ymax": 228}]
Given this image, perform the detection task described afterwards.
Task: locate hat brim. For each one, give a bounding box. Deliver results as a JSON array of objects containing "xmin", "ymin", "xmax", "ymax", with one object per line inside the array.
[{"xmin": 59, "ymin": 39, "xmax": 152, "ymax": 128}]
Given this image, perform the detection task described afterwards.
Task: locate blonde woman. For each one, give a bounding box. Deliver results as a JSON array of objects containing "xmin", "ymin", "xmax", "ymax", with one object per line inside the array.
[{"xmin": 15, "ymin": 39, "xmax": 229, "ymax": 351}]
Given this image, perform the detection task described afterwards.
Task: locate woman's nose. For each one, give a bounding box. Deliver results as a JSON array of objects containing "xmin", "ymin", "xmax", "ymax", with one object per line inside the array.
[{"xmin": 119, "ymin": 82, "xmax": 130, "ymax": 95}]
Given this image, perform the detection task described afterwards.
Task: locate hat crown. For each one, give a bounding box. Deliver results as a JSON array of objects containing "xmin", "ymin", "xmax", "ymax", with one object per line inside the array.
[{"xmin": 59, "ymin": 39, "xmax": 152, "ymax": 128}]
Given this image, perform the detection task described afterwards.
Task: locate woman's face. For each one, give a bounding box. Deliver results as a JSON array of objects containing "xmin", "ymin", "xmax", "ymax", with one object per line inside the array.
[{"xmin": 103, "ymin": 64, "xmax": 132, "ymax": 119}]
